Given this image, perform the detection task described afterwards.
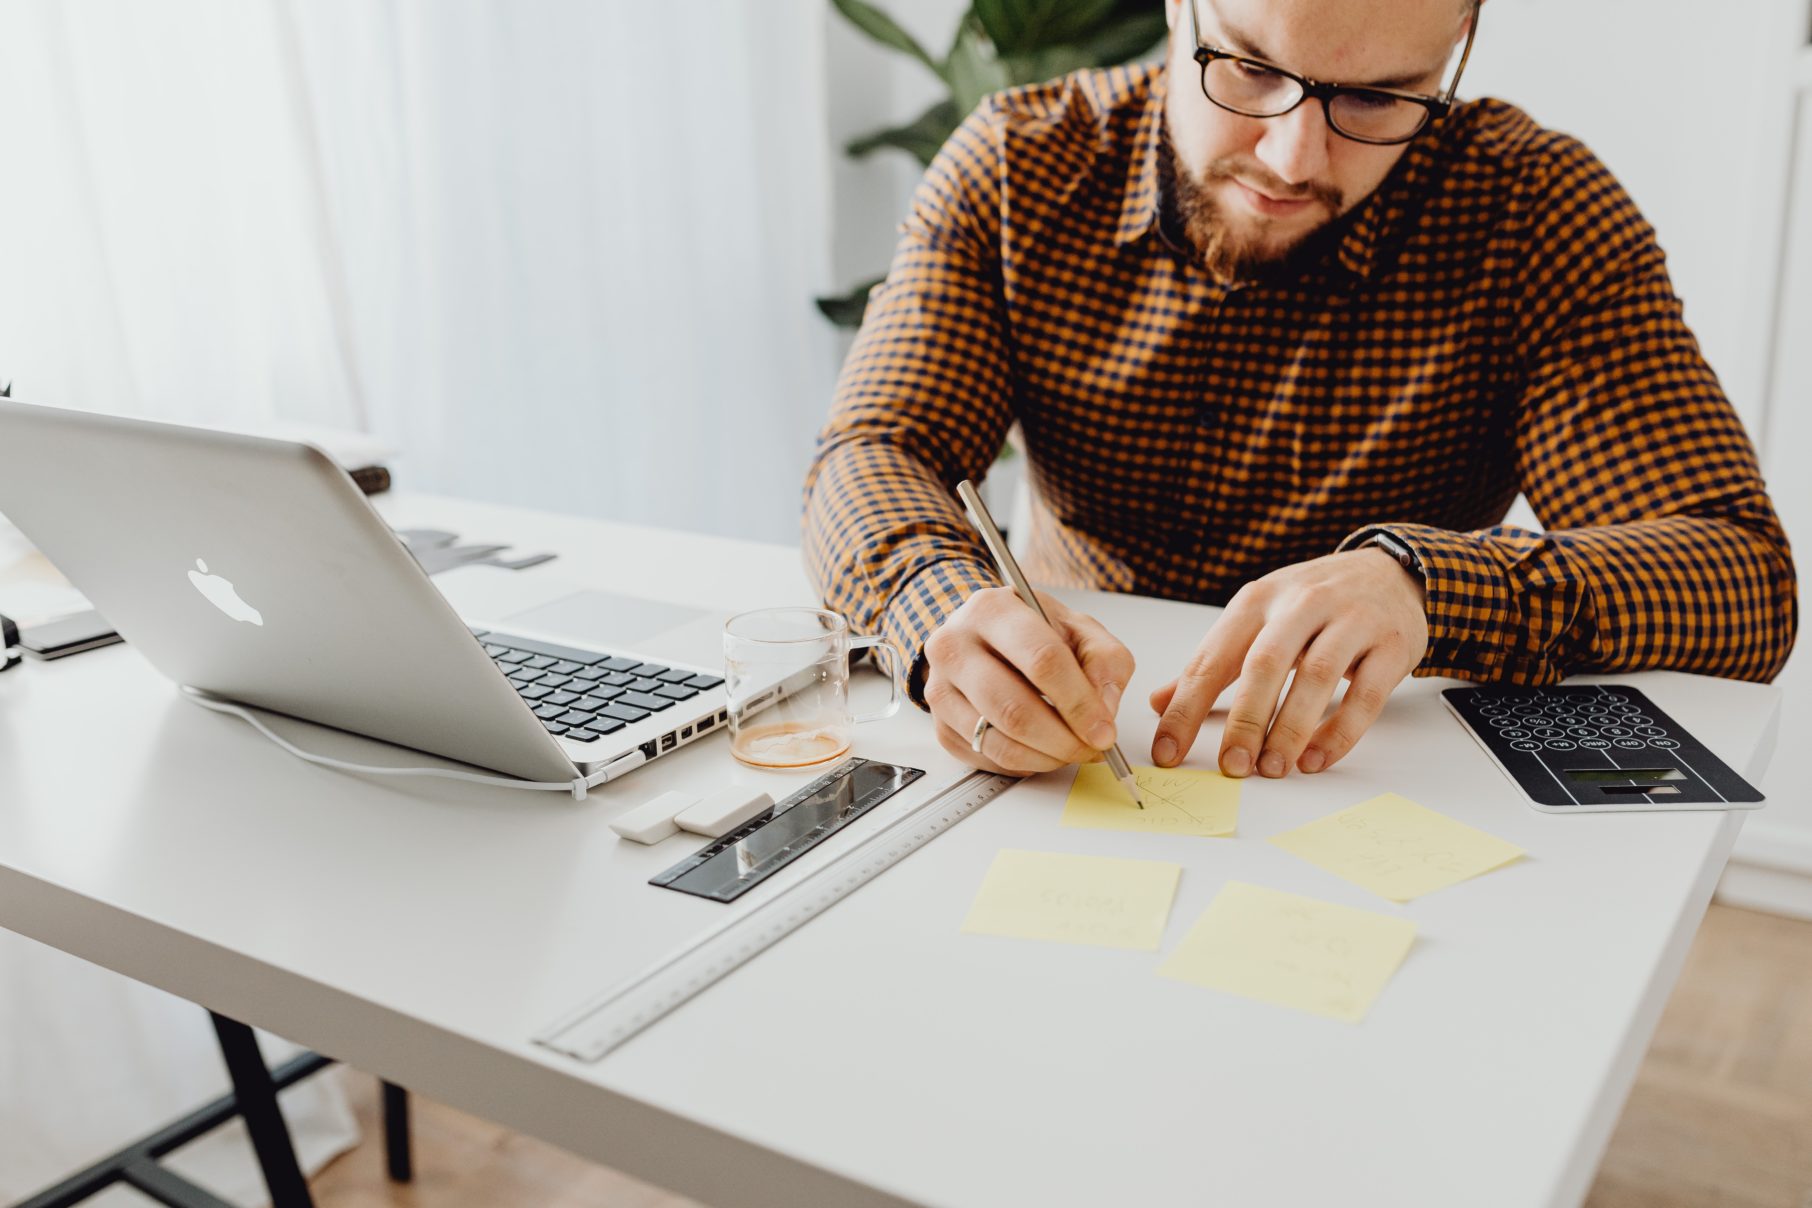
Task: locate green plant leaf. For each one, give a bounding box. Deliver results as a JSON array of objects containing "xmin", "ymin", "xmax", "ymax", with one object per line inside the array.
[
  {"xmin": 973, "ymin": 0, "xmax": 1122, "ymax": 55},
  {"xmin": 814, "ymin": 276, "xmax": 886, "ymax": 329},
  {"xmin": 830, "ymin": 0, "xmax": 939, "ymax": 74},
  {"xmin": 1079, "ymin": 10, "xmax": 1169, "ymax": 65},
  {"xmin": 944, "ymin": 19, "xmax": 1013, "ymax": 119},
  {"xmin": 846, "ymin": 99, "xmax": 961, "ymax": 165},
  {"xmin": 1001, "ymin": 44, "xmax": 1102, "ymax": 86}
]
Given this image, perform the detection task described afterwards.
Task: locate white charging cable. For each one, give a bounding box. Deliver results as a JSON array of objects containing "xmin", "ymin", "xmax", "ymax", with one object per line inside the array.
[{"xmin": 182, "ymin": 688, "xmax": 642, "ymax": 800}]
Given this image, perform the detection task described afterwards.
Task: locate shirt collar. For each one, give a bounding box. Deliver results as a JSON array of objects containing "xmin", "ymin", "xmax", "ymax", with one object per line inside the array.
[
  {"xmin": 1116, "ymin": 66, "xmax": 1446, "ymax": 284},
  {"xmin": 1112, "ymin": 69, "xmax": 1167, "ymax": 247}
]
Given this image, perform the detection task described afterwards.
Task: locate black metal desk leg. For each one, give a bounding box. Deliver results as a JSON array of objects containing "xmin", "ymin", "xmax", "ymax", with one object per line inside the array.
[
  {"xmin": 382, "ymin": 1081, "xmax": 413, "ymax": 1182},
  {"xmin": 208, "ymin": 1012, "xmax": 314, "ymax": 1208}
]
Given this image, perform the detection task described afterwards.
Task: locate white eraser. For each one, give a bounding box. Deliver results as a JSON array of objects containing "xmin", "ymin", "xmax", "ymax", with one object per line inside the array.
[
  {"xmin": 609, "ymin": 790, "xmax": 697, "ymax": 845},
  {"xmin": 675, "ymin": 786, "xmax": 774, "ymax": 839}
]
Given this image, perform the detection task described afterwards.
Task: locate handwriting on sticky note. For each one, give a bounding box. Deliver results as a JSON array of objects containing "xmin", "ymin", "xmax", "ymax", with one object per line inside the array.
[
  {"xmin": 1062, "ymin": 764, "xmax": 1240, "ymax": 837},
  {"xmin": 1157, "ymin": 882, "xmax": 1415, "ymax": 1023},
  {"xmin": 961, "ymin": 850, "xmax": 1181, "ymax": 950},
  {"xmin": 1268, "ymin": 793, "xmax": 1525, "ymax": 902}
]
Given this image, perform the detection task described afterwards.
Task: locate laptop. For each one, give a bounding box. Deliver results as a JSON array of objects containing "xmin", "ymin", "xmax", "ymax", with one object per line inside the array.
[{"xmin": 0, "ymin": 399, "xmax": 732, "ymax": 785}]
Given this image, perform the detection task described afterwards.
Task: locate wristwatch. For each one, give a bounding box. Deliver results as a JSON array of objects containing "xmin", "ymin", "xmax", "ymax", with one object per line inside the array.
[
  {"xmin": 2, "ymin": 611, "xmax": 19, "ymax": 673},
  {"xmin": 1356, "ymin": 529, "xmax": 1425, "ymax": 581}
]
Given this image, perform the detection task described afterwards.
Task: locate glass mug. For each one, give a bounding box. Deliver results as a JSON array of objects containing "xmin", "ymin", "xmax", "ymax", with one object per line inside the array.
[{"xmin": 723, "ymin": 607, "xmax": 905, "ymax": 769}]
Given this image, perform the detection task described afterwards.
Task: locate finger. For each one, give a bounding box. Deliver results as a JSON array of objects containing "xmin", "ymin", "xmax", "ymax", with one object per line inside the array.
[
  {"xmin": 1298, "ymin": 653, "xmax": 1402, "ymax": 773},
  {"xmin": 963, "ymin": 654, "xmax": 1099, "ymax": 765},
  {"xmin": 1152, "ymin": 602, "xmax": 1265, "ymax": 768},
  {"xmin": 1217, "ymin": 613, "xmax": 1323, "ymax": 778},
  {"xmin": 1053, "ymin": 608, "xmax": 1135, "ymax": 718},
  {"xmin": 1256, "ymin": 627, "xmax": 1366, "ymax": 778},
  {"xmin": 1149, "ymin": 678, "xmax": 1178, "ymax": 715},
  {"xmin": 927, "ymin": 678, "xmax": 1066, "ymax": 775},
  {"xmin": 979, "ymin": 602, "xmax": 1117, "ymax": 753}
]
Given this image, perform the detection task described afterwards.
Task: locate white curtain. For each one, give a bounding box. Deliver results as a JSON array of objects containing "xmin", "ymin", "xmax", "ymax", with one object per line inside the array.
[
  {"xmin": 0, "ymin": 0, "xmax": 841, "ymax": 542},
  {"xmin": 0, "ymin": 0, "xmax": 842, "ymax": 1193}
]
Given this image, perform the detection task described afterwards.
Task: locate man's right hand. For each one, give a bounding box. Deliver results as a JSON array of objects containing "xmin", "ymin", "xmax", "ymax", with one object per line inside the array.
[{"xmin": 922, "ymin": 586, "xmax": 1134, "ymax": 775}]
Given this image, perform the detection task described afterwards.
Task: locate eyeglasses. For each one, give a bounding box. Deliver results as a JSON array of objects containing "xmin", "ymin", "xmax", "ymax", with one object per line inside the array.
[{"xmin": 1184, "ymin": 0, "xmax": 1480, "ymax": 146}]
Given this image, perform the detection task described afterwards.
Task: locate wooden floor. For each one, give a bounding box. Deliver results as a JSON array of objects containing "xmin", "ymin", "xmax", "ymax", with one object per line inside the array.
[{"xmin": 308, "ymin": 903, "xmax": 1812, "ymax": 1208}]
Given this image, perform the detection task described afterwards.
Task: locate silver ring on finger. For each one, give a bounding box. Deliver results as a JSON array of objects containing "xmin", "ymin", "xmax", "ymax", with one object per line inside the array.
[{"xmin": 969, "ymin": 715, "xmax": 991, "ymax": 754}]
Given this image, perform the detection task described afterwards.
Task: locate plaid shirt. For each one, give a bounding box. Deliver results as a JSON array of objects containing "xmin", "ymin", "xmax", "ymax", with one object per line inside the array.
[{"xmin": 803, "ymin": 65, "xmax": 1796, "ymax": 700}]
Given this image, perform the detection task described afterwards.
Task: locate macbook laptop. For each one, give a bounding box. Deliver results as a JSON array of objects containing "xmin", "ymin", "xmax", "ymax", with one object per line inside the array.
[{"xmin": 0, "ymin": 399, "xmax": 732, "ymax": 785}]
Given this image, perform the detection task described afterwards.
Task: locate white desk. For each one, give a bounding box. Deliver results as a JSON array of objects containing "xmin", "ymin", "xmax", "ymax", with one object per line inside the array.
[{"xmin": 0, "ymin": 493, "xmax": 1782, "ymax": 1208}]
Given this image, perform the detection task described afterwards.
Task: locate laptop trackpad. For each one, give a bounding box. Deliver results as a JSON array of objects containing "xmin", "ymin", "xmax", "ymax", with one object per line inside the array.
[{"xmin": 503, "ymin": 590, "xmax": 711, "ymax": 653}]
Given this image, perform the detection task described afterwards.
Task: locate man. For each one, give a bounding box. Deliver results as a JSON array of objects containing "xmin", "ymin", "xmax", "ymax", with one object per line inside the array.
[{"xmin": 802, "ymin": 0, "xmax": 1796, "ymax": 782}]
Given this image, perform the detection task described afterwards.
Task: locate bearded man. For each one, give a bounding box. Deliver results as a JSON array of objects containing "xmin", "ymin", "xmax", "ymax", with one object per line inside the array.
[{"xmin": 802, "ymin": 0, "xmax": 1797, "ymax": 782}]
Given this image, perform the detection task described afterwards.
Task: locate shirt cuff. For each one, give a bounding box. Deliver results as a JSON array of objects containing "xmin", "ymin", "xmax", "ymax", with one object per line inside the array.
[
  {"xmin": 1338, "ymin": 523, "xmax": 1536, "ymax": 682},
  {"xmin": 875, "ymin": 557, "xmax": 1001, "ymax": 709}
]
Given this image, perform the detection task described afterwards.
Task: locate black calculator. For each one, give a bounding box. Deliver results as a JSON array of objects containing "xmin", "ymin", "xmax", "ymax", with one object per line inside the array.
[{"xmin": 1443, "ymin": 684, "xmax": 1765, "ymax": 813}]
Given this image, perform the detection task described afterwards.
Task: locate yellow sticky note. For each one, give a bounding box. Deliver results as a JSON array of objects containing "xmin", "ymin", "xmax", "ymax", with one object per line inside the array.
[
  {"xmin": 1061, "ymin": 763, "xmax": 1240, "ymax": 837},
  {"xmin": 1268, "ymin": 792, "xmax": 1525, "ymax": 902},
  {"xmin": 961, "ymin": 849, "xmax": 1182, "ymax": 950},
  {"xmin": 1158, "ymin": 882, "xmax": 1416, "ymax": 1023}
]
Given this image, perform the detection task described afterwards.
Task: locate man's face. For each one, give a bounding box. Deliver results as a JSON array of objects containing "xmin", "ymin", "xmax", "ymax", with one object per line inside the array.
[{"xmin": 1162, "ymin": 0, "xmax": 1467, "ymax": 276}]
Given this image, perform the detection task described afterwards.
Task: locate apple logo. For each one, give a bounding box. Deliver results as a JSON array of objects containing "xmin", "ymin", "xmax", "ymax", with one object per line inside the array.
[{"xmin": 187, "ymin": 559, "xmax": 264, "ymax": 626}]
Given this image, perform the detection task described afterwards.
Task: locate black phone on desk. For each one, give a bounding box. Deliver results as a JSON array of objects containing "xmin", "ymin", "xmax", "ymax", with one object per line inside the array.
[{"xmin": 19, "ymin": 609, "xmax": 122, "ymax": 659}]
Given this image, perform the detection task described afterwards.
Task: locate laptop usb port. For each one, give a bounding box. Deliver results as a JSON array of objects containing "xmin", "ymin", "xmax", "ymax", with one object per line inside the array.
[{"xmin": 698, "ymin": 716, "xmax": 714, "ymax": 732}]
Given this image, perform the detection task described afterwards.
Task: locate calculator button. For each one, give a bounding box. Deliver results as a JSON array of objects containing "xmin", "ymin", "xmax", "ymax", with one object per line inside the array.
[
  {"xmin": 1553, "ymin": 714, "xmax": 1586, "ymax": 728},
  {"xmin": 1578, "ymin": 704, "xmax": 1607, "ymax": 716},
  {"xmin": 1544, "ymin": 739, "xmax": 1576, "ymax": 751},
  {"xmin": 1614, "ymin": 738, "xmax": 1646, "ymax": 749},
  {"xmin": 1567, "ymin": 726, "xmax": 1597, "ymax": 738},
  {"xmin": 1599, "ymin": 725, "xmax": 1632, "ymax": 738},
  {"xmin": 1502, "ymin": 728, "xmax": 1530, "ymax": 740},
  {"xmin": 1610, "ymin": 704, "xmax": 1641, "ymax": 716},
  {"xmin": 1578, "ymin": 738, "xmax": 1611, "ymax": 750},
  {"xmin": 1533, "ymin": 728, "xmax": 1565, "ymax": 740},
  {"xmin": 1637, "ymin": 726, "xmax": 1667, "ymax": 739},
  {"xmin": 1624, "ymin": 715, "xmax": 1652, "ymax": 726},
  {"xmin": 1651, "ymin": 738, "xmax": 1680, "ymax": 749},
  {"xmin": 1599, "ymin": 693, "xmax": 1628, "ymax": 704},
  {"xmin": 1510, "ymin": 740, "xmax": 1542, "ymax": 752},
  {"xmin": 1490, "ymin": 716, "xmax": 1516, "ymax": 727},
  {"xmin": 1521, "ymin": 715, "xmax": 1553, "ymax": 727}
]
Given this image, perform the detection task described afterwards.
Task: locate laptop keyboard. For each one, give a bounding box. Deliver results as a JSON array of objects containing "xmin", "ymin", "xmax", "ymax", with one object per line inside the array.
[{"xmin": 472, "ymin": 630, "xmax": 724, "ymax": 743}]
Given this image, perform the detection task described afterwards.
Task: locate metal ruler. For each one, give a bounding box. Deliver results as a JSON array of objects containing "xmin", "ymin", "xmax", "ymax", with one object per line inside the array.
[{"xmin": 533, "ymin": 768, "xmax": 1015, "ymax": 1062}]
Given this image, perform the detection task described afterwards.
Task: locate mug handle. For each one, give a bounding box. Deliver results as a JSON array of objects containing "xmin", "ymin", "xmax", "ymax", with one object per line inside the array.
[{"xmin": 848, "ymin": 634, "xmax": 905, "ymax": 724}]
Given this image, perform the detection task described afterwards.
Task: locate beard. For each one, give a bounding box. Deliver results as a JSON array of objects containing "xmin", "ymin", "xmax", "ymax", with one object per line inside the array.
[{"xmin": 1160, "ymin": 122, "xmax": 1346, "ymax": 280}]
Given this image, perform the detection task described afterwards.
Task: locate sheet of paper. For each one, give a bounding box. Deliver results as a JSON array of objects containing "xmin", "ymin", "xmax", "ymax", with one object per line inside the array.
[
  {"xmin": 961, "ymin": 849, "xmax": 1182, "ymax": 950},
  {"xmin": 1061, "ymin": 764, "xmax": 1240, "ymax": 837},
  {"xmin": 1157, "ymin": 881, "xmax": 1416, "ymax": 1023},
  {"xmin": 1268, "ymin": 792, "xmax": 1525, "ymax": 902}
]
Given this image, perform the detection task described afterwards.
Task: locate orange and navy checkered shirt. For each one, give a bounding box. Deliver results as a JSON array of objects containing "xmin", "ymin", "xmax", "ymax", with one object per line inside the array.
[{"xmin": 802, "ymin": 65, "xmax": 1797, "ymax": 699}]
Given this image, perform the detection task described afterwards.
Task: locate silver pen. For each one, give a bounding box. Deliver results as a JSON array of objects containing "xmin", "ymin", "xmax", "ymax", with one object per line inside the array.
[{"xmin": 955, "ymin": 480, "xmax": 1144, "ymax": 808}]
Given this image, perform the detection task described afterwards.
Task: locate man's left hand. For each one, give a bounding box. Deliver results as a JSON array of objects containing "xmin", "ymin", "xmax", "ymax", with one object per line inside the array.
[{"xmin": 1149, "ymin": 548, "xmax": 1429, "ymax": 778}]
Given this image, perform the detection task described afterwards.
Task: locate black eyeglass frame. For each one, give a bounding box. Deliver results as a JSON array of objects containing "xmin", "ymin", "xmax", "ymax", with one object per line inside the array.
[
  {"xmin": 2, "ymin": 612, "xmax": 19, "ymax": 673},
  {"xmin": 1184, "ymin": 0, "xmax": 1481, "ymax": 146}
]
